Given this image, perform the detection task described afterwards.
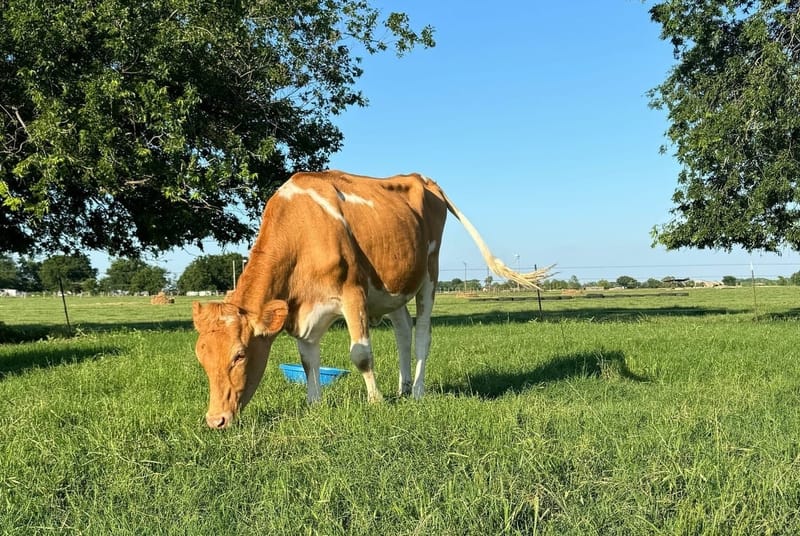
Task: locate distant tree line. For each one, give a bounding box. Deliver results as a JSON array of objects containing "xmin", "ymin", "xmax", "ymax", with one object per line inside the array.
[
  {"xmin": 0, "ymin": 253, "xmax": 245, "ymax": 295},
  {"xmin": 3, "ymin": 254, "xmax": 800, "ymax": 296},
  {"xmin": 0, "ymin": 253, "xmax": 165, "ymax": 294},
  {"xmin": 440, "ymin": 273, "xmax": 800, "ymax": 292}
]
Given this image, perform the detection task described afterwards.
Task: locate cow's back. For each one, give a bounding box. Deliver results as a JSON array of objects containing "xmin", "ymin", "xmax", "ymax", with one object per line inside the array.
[{"xmin": 269, "ymin": 171, "xmax": 446, "ymax": 299}]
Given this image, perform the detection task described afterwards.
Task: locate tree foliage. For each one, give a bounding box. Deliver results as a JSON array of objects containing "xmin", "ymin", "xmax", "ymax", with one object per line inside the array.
[
  {"xmin": 616, "ymin": 275, "xmax": 639, "ymax": 289},
  {"xmin": 177, "ymin": 253, "xmax": 245, "ymax": 293},
  {"xmin": 722, "ymin": 275, "xmax": 739, "ymax": 286},
  {"xmin": 649, "ymin": 0, "xmax": 800, "ymax": 252},
  {"xmin": 39, "ymin": 254, "xmax": 97, "ymax": 293},
  {"xmin": 0, "ymin": 255, "xmax": 17, "ymax": 288},
  {"xmin": 99, "ymin": 258, "xmax": 167, "ymax": 294},
  {"xmin": 129, "ymin": 265, "xmax": 168, "ymax": 294},
  {"xmin": 14, "ymin": 257, "xmax": 42, "ymax": 292},
  {"xmin": 0, "ymin": 0, "xmax": 433, "ymax": 257}
]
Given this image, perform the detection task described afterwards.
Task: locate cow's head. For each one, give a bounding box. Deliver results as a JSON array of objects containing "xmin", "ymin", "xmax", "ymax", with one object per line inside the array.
[{"xmin": 192, "ymin": 300, "xmax": 288, "ymax": 429}]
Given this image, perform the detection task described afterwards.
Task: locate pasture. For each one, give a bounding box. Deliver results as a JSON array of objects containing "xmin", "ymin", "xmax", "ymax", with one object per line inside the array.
[{"xmin": 2, "ymin": 287, "xmax": 800, "ymax": 534}]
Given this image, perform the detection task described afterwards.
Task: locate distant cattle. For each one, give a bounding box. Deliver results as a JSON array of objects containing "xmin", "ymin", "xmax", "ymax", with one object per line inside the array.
[{"xmin": 192, "ymin": 171, "xmax": 549, "ymax": 428}]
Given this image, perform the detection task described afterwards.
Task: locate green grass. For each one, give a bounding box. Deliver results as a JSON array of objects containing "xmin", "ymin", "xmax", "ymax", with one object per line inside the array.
[{"xmin": 2, "ymin": 288, "xmax": 800, "ymax": 534}]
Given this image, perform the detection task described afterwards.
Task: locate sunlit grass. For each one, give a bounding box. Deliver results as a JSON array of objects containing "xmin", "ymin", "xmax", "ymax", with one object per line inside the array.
[{"xmin": 2, "ymin": 287, "xmax": 800, "ymax": 533}]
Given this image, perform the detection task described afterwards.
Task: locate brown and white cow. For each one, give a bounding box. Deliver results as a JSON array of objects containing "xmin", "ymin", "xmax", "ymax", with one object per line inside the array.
[{"xmin": 192, "ymin": 171, "xmax": 548, "ymax": 428}]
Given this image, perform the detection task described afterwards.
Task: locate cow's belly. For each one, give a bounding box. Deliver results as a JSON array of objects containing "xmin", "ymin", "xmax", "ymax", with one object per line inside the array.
[{"xmin": 366, "ymin": 286, "xmax": 414, "ymax": 323}]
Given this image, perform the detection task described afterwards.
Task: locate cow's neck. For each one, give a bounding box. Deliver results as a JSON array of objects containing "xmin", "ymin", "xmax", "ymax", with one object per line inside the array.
[{"xmin": 226, "ymin": 245, "xmax": 290, "ymax": 314}]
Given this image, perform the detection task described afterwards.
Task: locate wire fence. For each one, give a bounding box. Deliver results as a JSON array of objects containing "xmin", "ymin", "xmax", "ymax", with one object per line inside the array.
[{"xmin": 439, "ymin": 262, "xmax": 800, "ymax": 285}]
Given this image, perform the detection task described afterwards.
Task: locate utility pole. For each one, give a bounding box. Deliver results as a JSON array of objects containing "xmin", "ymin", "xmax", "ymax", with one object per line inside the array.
[
  {"xmin": 232, "ymin": 260, "xmax": 236, "ymax": 291},
  {"xmin": 463, "ymin": 262, "xmax": 468, "ymax": 293},
  {"xmin": 514, "ymin": 254, "xmax": 520, "ymax": 291}
]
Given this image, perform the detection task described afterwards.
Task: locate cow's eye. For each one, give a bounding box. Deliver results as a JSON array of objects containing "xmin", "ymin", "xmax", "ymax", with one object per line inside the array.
[{"xmin": 232, "ymin": 350, "xmax": 247, "ymax": 366}]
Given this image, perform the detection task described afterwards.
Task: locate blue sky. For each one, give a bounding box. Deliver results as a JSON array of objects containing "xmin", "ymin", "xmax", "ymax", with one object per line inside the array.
[
  {"xmin": 325, "ymin": 0, "xmax": 800, "ymax": 284},
  {"xmin": 99, "ymin": 1, "xmax": 800, "ymax": 284}
]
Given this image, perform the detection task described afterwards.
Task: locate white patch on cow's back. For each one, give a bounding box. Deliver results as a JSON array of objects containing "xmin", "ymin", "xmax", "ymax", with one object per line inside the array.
[
  {"xmin": 277, "ymin": 180, "xmax": 301, "ymax": 199},
  {"xmin": 427, "ymin": 240, "xmax": 438, "ymax": 255},
  {"xmin": 338, "ymin": 191, "xmax": 374, "ymax": 208},
  {"xmin": 278, "ymin": 181, "xmax": 347, "ymax": 227}
]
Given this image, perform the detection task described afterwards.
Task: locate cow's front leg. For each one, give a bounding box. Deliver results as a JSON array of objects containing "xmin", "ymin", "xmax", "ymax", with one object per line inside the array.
[
  {"xmin": 342, "ymin": 291, "xmax": 383, "ymax": 403},
  {"xmin": 389, "ymin": 306, "xmax": 413, "ymax": 396},
  {"xmin": 349, "ymin": 337, "xmax": 383, "ymax": 403},
  {"xmin": 297, "ymin": 339, "xmax": 322, "ymax": 404}
]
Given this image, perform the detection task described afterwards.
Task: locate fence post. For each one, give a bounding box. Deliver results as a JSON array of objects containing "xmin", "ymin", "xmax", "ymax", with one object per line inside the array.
[{"xmin": 58, "ymin": 276, "xmax": 72, "ymax": 332}]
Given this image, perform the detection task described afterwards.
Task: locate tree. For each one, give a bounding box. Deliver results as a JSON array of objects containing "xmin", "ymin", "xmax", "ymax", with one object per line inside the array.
[
  {"xmin": 465, "ymin": 279, "xmax": 481, "ymax": 291},
  {"xmin": 39, "ymin": 254, "xmax": 97, "ymax": 293},
  {"xmin": 130, "ymin": 265, "xmax": 168, "ymax": 295},
  {"xmin": 722, "ymin": 275, "xmax": 738, "ymax": 286},
  {"xmin": 177, "ymin": 253, "xmax": 244, "ymax": 294},
  {"xmin": 616, "ymin": 275, "xmax": 639, "ymax": 289},
  {"xmin": 16, "ymin": 257, "xmax": 42, "ymax": 292},
  {"xmin": 644, "ymin": 278, "xmax": 665, "ymax": 289},
  {"xmin": 649, "ymin": 1, "xmax": 800, "ymax": 252},
  {"xmin": 100, "ymin": 258, "xmax": 148, "ymax": 293},
  {"xmin": 99, "ymin": 258, "xmax": 167, "ymax": 294},
  {"xmin": 1, "ymin": 1, "xmax": 434, "ymax": 257},
  {"xmin": 0, "ymin": 255, "xmax": 18, "ymax": 288}
]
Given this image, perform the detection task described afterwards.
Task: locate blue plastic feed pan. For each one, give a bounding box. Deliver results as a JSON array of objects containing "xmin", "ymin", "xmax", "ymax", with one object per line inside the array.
[{"xmin": 279, "ymin": 363, "xmax": 349, "ymax": 386}]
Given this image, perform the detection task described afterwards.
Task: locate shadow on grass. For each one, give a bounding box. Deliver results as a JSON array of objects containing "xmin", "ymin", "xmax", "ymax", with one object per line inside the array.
[
  {"xmin": 432, "ymin": 305, "xmax": 743, "ymax": 326},
  {"xmin": 73, "ymin": 320, "xmax": 194, "ymax": 333},
  {"xmin": 440, "ymin": 350, "xmax": 650, "ymax": 399},
  {"xmin": 0, "ymin": 323, "xmax": 65, "ymax": 344},
  {"xmin": 762, "ymin": 308, "xmax": 800, "ymax": 321},
  {"xmin": 0, "ymin": 344, "xmax": 123, "ymax": 379},
  {"xmin": 0, "ymin": 320, "xmax": 193, "ymax": 343}
]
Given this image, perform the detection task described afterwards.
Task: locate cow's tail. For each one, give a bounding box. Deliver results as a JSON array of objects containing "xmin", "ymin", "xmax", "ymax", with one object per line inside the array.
[{"xmin": 437, "ymin": 186, "xmax": 553, "ymax": 290}]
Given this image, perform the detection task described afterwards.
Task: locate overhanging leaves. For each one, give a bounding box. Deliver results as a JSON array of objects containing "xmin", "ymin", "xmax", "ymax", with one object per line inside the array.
[
  {"xmin": 0, "ymin": 0, "xmax": 434, "ymax": 256},
  {"xmin": 650, "ymin": 0, "xmax": 800, "ymax": 252}
]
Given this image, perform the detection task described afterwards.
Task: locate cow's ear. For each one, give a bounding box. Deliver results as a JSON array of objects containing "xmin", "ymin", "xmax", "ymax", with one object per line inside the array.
[
  {"xmin": 192, "ymin": 301, "xmax": 205, "ymax": 331},
  {"xmin": 252, "ymin": 299, "xmax": 288, "ymax": 336}
]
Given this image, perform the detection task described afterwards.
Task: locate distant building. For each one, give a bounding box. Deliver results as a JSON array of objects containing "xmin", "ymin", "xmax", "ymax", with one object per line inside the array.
[
  {"xmin": 186, "ymin": 290, "xmax": 216, "ymax": 297},
  {"xmin": 693, "ymin": 280, "xmax": 723, "ymax": 288},
  {"xmin": 0, "ymin": 289, "xmax": 24, "ymax": 297}
]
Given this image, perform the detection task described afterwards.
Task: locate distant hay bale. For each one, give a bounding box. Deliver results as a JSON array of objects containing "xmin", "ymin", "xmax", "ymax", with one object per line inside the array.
[{"xmin": 150, "ymin": 292, "xmax": 174, "ymax": 305}]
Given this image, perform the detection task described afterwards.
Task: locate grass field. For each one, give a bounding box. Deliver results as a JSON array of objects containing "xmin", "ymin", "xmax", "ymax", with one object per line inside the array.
[{"xmin": 2, "ymin": 287, "xmax": 800, "ymax": 534}]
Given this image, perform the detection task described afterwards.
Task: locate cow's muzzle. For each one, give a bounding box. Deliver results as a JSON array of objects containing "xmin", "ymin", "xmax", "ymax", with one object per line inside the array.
[{"xmin": 206, "ymin": 411, "xmax": 234, "ymax": 429}]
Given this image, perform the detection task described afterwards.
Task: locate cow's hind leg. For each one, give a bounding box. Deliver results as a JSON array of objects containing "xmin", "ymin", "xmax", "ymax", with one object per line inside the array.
[
  {"xmin": 342, "ymin": 290, "xmax": 384, "ymax": 403},
  {"xmin": 413, "ymin": 277, "xmax": 436, "ymax": 399},
  {"xmin": 388, "ymin": 306, "xmax": 413, "ymax": 396}
]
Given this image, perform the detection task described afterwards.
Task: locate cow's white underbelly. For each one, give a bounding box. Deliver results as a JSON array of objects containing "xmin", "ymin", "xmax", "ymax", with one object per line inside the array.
[{"xmin": 366, "ymin": 286, "xmax": 415, "ymax": 323}]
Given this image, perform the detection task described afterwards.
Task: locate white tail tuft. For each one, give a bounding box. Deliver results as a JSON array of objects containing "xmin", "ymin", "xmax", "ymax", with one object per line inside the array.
[{"xmin": 439, "ymin": 188, "xmax": 553, "ymax": 289}]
